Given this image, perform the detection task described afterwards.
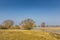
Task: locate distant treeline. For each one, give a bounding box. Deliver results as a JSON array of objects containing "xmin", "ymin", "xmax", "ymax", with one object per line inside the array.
[{"xmin": 0, "ymin": 18, "xmax": 59, "ymax": 30}]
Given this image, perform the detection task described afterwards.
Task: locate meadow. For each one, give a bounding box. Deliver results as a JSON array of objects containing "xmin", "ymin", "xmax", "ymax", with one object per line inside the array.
[
  {"xmin": 40, "ymin": 27, "xmax": 60, "ymax": 34},
  {"xmin": 0, "ymin": 30, "xmax": 60, "ymax": 40}
]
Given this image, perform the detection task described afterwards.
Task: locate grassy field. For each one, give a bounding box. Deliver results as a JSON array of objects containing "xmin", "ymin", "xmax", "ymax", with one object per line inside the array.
[
  {"xmin": 0, "ymin": 30, "xmax": 60, "ymax": 40},
  {"xmin": 39, "ymin": 27, "xmax": 60, "ymax": 34},
  {"xmin": 40, "ymin": 27, "xmax": 60, "ymax": 30}
]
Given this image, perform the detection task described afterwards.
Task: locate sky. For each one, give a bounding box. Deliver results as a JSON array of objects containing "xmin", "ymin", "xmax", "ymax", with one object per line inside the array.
[{"xmin": 0, "ymin": 0, "xmax": 60, "ymax": 25}]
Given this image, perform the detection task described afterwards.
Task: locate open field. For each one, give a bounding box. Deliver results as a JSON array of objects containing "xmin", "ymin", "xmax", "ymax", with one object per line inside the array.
[
  {"xmin": 40, "ymin": 27, "xmax": 60, "ymax": 34},
  {"xmin": 0, "ymin": 30, "xmax": 60, "ymax": 40},
  {"xmin": 40, "ymin": 27, "xmax": 60, "ymax": 30},
  {"xmin": 33, "ymin": 27, "xmax": 60, "ymax": 34}
]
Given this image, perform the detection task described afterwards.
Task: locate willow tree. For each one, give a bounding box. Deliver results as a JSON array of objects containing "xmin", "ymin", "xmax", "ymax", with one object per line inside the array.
[{"xmin": 20, "ymin": 18, "xmax": 36, "ymax": 30}]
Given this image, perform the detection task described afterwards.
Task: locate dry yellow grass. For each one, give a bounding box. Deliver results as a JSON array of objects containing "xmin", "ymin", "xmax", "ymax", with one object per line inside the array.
[
  {"xmin": 0, "ymin": 30, "xmax": 60, "ymax": 40},
  {"xmin": 40, "ymin": 27, "xmax": 60, "ymax": 30}
]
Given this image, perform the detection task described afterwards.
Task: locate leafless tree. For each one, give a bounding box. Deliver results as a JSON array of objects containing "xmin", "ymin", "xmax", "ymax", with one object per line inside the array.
[
  {"xmin": 2, "ymin": 20, "xmax": 14, "ymax": 29},
  {"xmin": 20, "ymin": 18, "xmax": 36, "ymax": 30}
]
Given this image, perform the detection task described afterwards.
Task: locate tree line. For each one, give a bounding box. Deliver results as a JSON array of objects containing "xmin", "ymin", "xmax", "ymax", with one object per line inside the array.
[{"xmin": 0, "ymin": 18, "xmax": 46, "ymax": 30}]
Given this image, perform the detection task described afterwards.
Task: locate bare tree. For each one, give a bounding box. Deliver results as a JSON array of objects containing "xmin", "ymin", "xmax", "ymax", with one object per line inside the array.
[
  {"xmin": 41, "ymin": 22, "xmax": 45, "ymax": 27},
  {"xmin": 20, "ymin": 18, "xmax": 36, "ymax": 30},
  {"xmin": 2, "ymin": 20, "xmax": 14, "ymax": 29}
]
